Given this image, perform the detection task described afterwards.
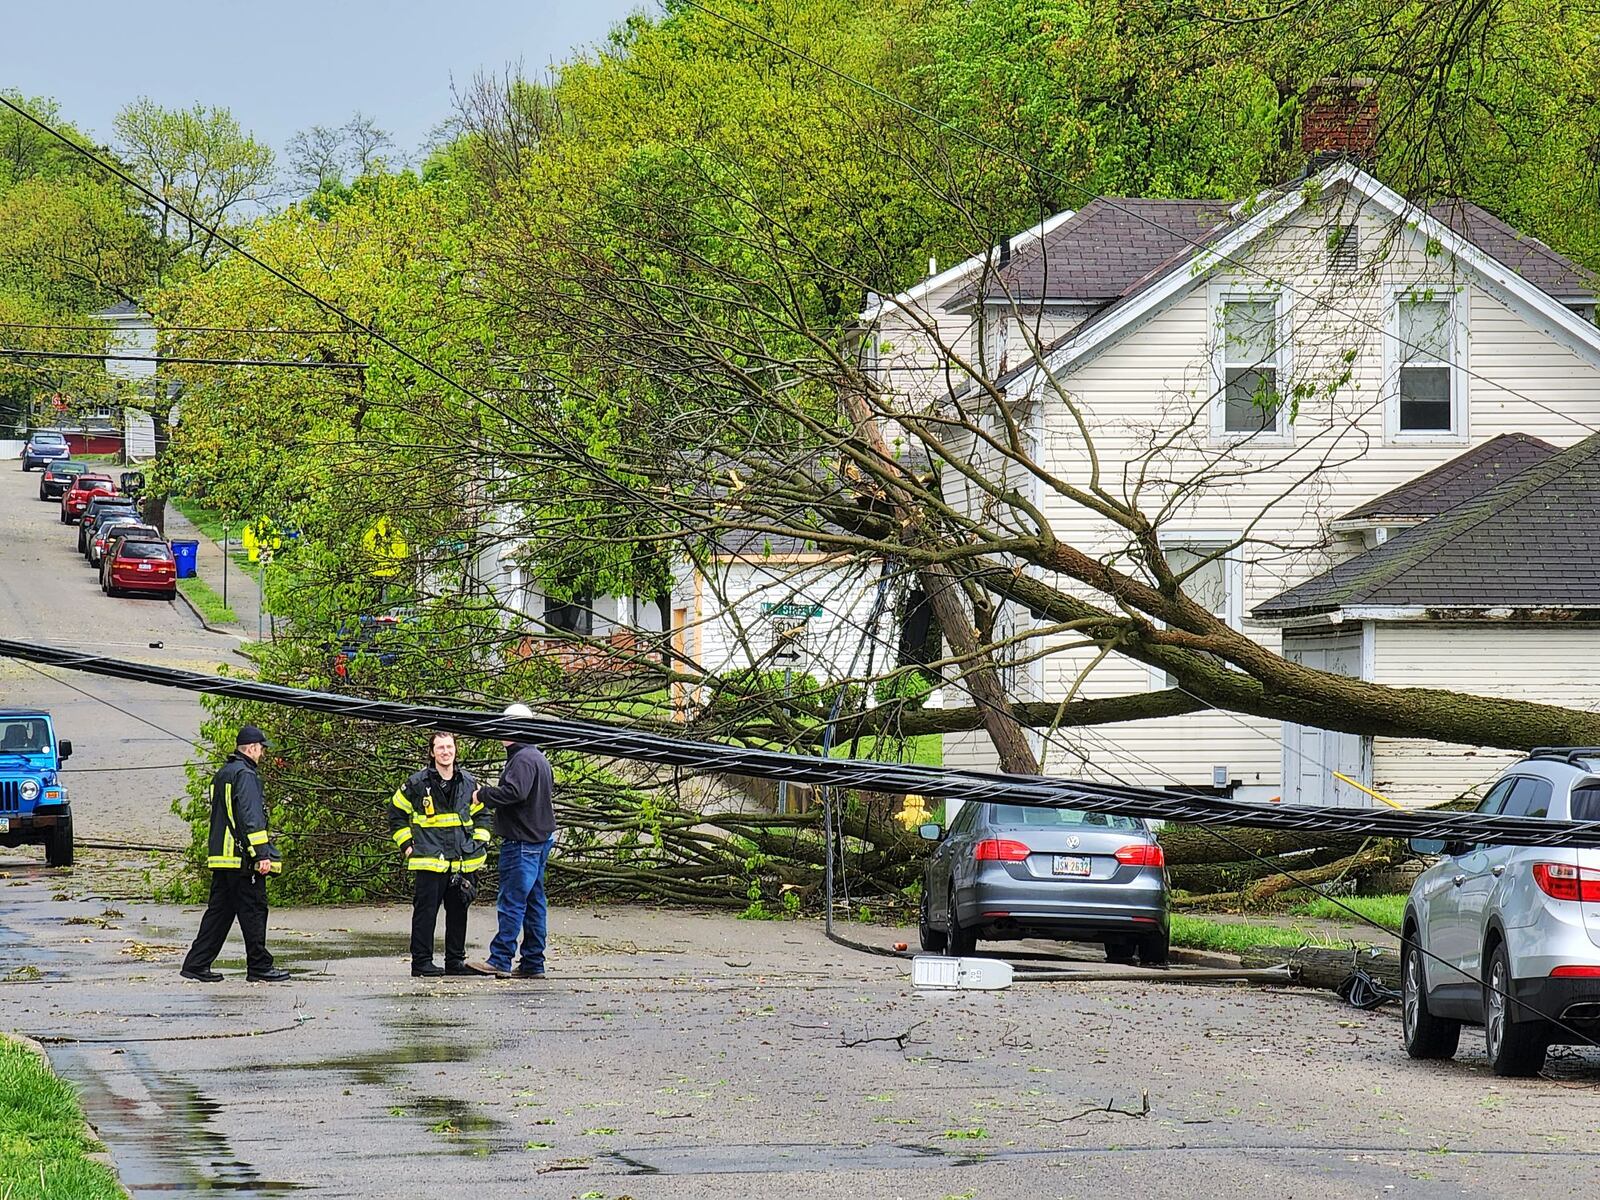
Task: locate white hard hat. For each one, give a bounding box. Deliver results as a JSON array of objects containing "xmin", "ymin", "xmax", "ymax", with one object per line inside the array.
[{"xmin": 503, "ymin": 702, "xmax": 534, "ymax": 719}]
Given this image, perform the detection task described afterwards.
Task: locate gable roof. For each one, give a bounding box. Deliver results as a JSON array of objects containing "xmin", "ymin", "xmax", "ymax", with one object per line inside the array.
[
  {"xmin": 1003, "ymin": 162, "xmax": 1600, "ymax": 396},
  {"xmin": 945, "ymin": 198, "xmax": 1236, "ymax": 310},
  {"xmin": 1427, "ymin": 201, "xmax": 1599, "ymax": 301},
  {"xmin": 1335, "ymin": 433, "xmax": 1559, "ymax": 526},
  {"xmin": 1253, "ymin": 433, "xmax": 1600, "ymax": 620}
]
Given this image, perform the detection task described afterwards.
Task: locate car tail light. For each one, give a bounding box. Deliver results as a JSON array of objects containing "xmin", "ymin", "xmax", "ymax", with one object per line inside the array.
[
  {"xmin": 1114, "ymin": 843, "xmax": 1166, "ymax": 868},
  {"xmin": 1550, "ymin": 965, "xmax": 1600, "ymax": 977},
  {"xmin": 1532, "ymin": 862, "xmax": 1600, "ymax": 902},
  {"xmin": 973, "ymin": 839, "xmax": 1030, "ymax": 862}
]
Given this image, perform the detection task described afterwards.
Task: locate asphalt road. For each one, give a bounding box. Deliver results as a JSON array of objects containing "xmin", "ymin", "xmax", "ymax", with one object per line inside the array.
[{"xmin": 4, "ymin": 459, "xmax": 1600, "ymax": 1198}]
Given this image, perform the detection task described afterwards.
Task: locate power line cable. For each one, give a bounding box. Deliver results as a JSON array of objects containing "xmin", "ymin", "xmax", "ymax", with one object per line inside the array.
[
  {"xmin": 0, "ymin": 348, "xmax": 365, "ymax": 370},
  {"xmin": 6, "ymin": 637, "xmax": 1600, "ymax": 849}
]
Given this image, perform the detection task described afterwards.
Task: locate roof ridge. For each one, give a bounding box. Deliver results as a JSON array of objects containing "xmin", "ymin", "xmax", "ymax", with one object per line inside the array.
[{"xmin": 1329, "ymin": 433, "xmax": 1600, "ymax": 607}]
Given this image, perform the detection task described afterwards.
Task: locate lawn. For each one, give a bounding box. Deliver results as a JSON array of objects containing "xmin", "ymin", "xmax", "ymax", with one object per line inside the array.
[
  {"xmin": 1290, "ymin": 893, "xmax": 1406, "ymax": 931},
  {"xmin": 1170, "ymin": 914, "xmax": 1342, "ymax": 955},
  {"xmin": 177, "ymin": 575, "xmax": 238, "ymax": 626},
  {"xmin": 0, "ymin": 1035, "xmax": 123, "ymax": 1199}
]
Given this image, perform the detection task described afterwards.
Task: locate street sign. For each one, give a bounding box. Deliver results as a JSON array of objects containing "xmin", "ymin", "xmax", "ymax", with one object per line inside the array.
[{"xmin": 759, "ymin": 602, "xmax": 823, "ymax": 618}]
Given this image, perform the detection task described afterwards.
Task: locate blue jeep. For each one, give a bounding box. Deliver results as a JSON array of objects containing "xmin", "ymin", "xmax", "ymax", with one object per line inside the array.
[{"xmin": 0, "ymin": 710, "xmax": 73, "ymax": 867}]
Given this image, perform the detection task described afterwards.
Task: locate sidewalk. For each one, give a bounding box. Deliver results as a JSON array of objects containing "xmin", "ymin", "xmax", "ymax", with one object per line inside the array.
[{"xmin": 163, "ymin": 503, "xmax": 262, "ymax": 638}]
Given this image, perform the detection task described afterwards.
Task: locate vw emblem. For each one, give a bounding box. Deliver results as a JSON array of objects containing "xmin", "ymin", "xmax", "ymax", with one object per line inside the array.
[{"xmin": 1066, "ymin": 835, "xmax": 1081, "ymax": 850}]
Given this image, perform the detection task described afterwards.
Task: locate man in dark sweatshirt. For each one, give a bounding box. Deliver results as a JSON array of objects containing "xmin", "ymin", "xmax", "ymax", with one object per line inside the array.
[{"xmin": 474, "ymin": 703, "xmax": 558, "ymax": 978}]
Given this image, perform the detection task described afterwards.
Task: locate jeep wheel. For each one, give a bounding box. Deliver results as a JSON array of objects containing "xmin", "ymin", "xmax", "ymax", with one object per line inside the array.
[
  {"xmin": 1484, "ymin": 943, "xmax": 1547, "ymax": 1077},
  {"xmin": 1401, "ymin": 932, "xmax": 1460, "ymax": 1060},
  {"xmin": 45, "ymin": 815, "xmax": 73, "ymax": 868}
]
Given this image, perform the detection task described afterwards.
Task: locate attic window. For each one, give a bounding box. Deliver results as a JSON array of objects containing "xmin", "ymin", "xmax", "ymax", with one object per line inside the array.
[{"xmin": 1328, "ymin": 224, "xmax": 1358, "ymax": 274}]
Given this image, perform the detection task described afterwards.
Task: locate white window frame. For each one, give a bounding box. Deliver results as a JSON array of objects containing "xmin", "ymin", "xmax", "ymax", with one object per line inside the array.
[
  {"xmin": 1209, "ymin": 285, "xmax": 1293, "ymax": 445},
  {"xmin": 1148, "ymin": 533, "xmax": 1243, "ymax": 690},
  {"xmin": 1384, "ymin": 284, "xmax": 1468, "ymax": 445}
]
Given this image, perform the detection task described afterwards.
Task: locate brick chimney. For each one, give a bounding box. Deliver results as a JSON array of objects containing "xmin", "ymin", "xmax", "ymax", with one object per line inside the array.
[{"xmin": 1301, "ymin": 78, "xmax": 1378, "ymax": 164}]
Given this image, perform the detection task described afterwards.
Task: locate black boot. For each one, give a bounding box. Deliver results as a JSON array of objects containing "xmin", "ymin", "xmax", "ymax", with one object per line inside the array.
[{"xmin": 412, "ymin": 961, "xmax": 445, "ymax": 977}]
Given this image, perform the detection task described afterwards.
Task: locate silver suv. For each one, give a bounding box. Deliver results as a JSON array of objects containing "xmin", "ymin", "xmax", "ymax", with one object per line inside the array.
[{"xmin": 1403, "ymin": 748, "xmax": 1600, "ymax": 1076}]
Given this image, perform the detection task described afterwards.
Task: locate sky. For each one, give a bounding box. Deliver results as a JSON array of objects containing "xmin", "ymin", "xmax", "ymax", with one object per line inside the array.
[{"xmin": 2, "ymin": 0, "xmax": 651, "ymax": 164}]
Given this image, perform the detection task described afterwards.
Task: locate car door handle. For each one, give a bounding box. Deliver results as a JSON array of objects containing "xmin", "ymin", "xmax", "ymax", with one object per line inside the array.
[
  {"xmin": 1491, "ymin": 865, "xmax": 1506, "ymax": 877},
  {"xmin": 1452, "ymin": 874, "xmax": 1467, "ymax": 887}
]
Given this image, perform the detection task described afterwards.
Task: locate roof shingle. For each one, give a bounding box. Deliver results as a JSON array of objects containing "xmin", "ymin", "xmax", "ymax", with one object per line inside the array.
[
  {"xmin": 1336, "ymin": 433, "xmax": 1559, "ymax": 524},
  {"xmin": 1253, "ymin": 434, "xmax": 1600, "ymax": 619}
]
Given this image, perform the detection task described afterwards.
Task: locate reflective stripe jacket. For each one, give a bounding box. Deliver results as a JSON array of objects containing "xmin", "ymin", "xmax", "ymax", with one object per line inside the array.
[
  {"xmin": 388, "ymin": 766, "xmax": 488, "ymax": 873},
  {"xmin": 205, "ymin": 753, "xmax": 281, "ymax": 873}
]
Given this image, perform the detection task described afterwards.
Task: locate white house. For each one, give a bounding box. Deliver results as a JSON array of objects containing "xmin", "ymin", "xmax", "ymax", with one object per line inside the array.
[{"xmin": 866, "ymin": 88, "xmax": 1600, "ymax": 807}]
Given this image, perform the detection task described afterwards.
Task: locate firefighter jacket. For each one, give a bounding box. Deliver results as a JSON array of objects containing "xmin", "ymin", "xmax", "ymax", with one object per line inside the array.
[
  {"xmin": 205, "ymin": 753, "xmax": 282, "ymax": 873},
  {"xmin": 388, "ymin": 766, "xmax": 489, "ymax": 873}
]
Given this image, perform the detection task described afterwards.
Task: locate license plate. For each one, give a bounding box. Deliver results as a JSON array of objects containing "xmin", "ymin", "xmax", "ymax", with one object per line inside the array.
[
  {"xmin": 1053, "ymin": 855, "xmax": 1091, "ymax": 877},
  {"xmin": 0, "ymin": 817, "xmax": 9, "ymax": 833},
  {"xmin": 138, "ymin": 563, "xmax": 151, "ymax": 571}
]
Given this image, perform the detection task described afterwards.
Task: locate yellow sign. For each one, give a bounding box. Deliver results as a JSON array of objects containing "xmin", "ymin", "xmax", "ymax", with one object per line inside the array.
[
  {"xmin": 240, "ymin": 519, "xmax": 282, "ymax": 564},
  {"xmin": 362, "ymin": 518, "xmax": 409, "ymax": 578}
]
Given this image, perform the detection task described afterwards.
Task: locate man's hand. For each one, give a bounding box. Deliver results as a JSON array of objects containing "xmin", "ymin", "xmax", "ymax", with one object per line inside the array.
[
  {"xmin": 403, "ymin": 845, "xmax": 413, "ymax": 858},
  {"xmin": 255, "ymin": 859, "xmax": 272, "ymax": 876}
]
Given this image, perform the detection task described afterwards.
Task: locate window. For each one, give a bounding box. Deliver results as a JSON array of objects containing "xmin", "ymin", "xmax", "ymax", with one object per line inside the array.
[
  {"xmin": 988, "ymin": 804, "xmax": 1140, "ymax": 832},
  {"xmin": 1389, "ymin": 290, "xmax": 1464, "ymax": 439},
  {"xmin": 1153, "ymin": 539, "xmax": 1240, "ymax": 688},
  {"xmin": 543, "ymin": 594, "xmax": 593, "ymax": 635},
  {"xmin": 1571, "ymin": 783, "xmax": 1600, "ymax": 823},
  {"xmin": 1213, "ymin": 293, "xmax": 1288, "ymax": 438},
  {"xmin": 977, "ymin": 312, "xmax": 1007, "ymax": 379},
  {"xmin": 1501, "ymin": 777, "xmax": 1553, "ymax": 820},
  {"xmin": 1474, "ymin": 778, "xmax": 1515, "ymax": 816}
]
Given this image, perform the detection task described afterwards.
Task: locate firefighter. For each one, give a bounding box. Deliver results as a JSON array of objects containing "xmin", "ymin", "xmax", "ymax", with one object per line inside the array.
[
  {"xmin": 390, "ymin": 730, "xmax": 495, "ymax": 977},
  {"xmin": 180, "ymin": 726, "xmax": 289, "ymax": 983}
]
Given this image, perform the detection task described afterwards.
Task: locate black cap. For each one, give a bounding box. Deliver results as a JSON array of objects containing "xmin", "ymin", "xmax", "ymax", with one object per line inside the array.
[{"xmin": 236, "ymin": 724, "xmax": 271, "ymax": 749}]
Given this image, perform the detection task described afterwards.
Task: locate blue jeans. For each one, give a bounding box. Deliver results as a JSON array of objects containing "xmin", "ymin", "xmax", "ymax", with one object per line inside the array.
[{"xmin": 489, "ymin": 837, "xmax": 553, "ymax": 973}]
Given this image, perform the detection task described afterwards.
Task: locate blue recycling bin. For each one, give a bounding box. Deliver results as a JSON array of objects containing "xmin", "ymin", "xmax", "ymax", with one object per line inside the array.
[{"xmin": 170, "ymin": 539, "xmax": 199, "ymax": 579}]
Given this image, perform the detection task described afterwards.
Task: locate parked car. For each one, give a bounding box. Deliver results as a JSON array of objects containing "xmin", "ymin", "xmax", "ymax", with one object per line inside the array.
[
  {"xmin": 76, "ymin": 495, "xmax": 136, "ymax": 553},
  {"xmin": 917, "ymin": 802, "xmax": 1169, "ymax": 964},
  {"xmin": 104, "ymin": 538, "xmax": 176, "ymax": 600},
  {"xmin": 59, "ymin": 475, "xmax": 117, "ymax": 524},
  {"xmin": 100, "ymin": 524, "xmax": 161, "ymax": 590},
  {"xmin": 1402, "ymin": 748, "xmax": 1600, "ymax": 1076},
  {"xmin": 331, "ymin": 612, "xmax": 409, "ymax": 678},
  {"xmin": 37, "ymin": 460, "xmax": 87, "ymax": 501},
  {"xmin": 0, "ymin": 709, "xmax": 73, "ymax": 867},
  {"xmin": 20, "ymin": 430, "xmax": 69, "ymax": 471},
  {"xmin": 86, "ymin": 511, "xmax": 144, "ymax": 565}
]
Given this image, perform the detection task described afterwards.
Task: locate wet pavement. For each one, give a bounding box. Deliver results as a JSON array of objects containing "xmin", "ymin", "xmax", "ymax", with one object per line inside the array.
[{"xmin": 7, "ymin": 854, "xmax": 1600, "ymax": 1199}]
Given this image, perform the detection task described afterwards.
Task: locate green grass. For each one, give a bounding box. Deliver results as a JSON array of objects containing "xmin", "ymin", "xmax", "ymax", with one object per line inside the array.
[
  {"xmin": 1290, "ymin": 893, "xmax": 1406, "ymax": 929},
  {"xmin": 177, "ymin": 575, "xmax": 238, "ymax": 626},
  {"xmin": 1170, "ymin": 914, "xmax": 1342, "ymax": 955},
  {"xmin": 0, "ymin": 1035, "xmax": 124, "ymax": 1199}
]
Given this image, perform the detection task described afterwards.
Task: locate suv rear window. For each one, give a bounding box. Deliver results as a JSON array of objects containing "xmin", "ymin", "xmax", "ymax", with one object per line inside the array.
[
  {"xmin": 32, "ymin": 432, "xmax": 65, "ymax": 444},
  {"xmin": 1572, "ymin": 784, "xmax": 1600, "ymax": 823},
  {"xmin": 119, "ymin": 541, "xmax": 171, "ymax": 560},
  {"xmin": 50, "ymin": 462, "xmax": 86, "ymax": 474},
  {"xmin": 987, "ymin": 804, "xmax": 1141, "ymax": 832}
]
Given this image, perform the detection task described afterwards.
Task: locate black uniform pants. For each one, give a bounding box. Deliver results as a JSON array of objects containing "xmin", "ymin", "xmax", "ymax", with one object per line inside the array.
[
  {"xmin": 182, "ymin": 870, "xmax": 273, "ymax": 975},
  {"xmin": 411, "ymin": 871, "xmax": 470, "ymax": 968}
]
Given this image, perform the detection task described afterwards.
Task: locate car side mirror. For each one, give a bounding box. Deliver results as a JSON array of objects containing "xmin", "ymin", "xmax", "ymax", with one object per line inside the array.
[
  {"xmin": 917, "ymin": 823, "xmax": 944, "ymax": 843},
  {"xmin": 1409, "ymin": 836, "xmax": 1465, "ymax": 857},
  {"xmin": 56, "ymin": 739, "xmax": 72, "ymax": 761}
]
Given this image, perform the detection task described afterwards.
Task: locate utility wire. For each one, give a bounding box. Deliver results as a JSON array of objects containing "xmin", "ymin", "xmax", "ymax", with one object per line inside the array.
[
  {"xmin": 7, "ymin": 637, "xmax": 1600, "ymax": 849},
  {"xmin": 0, "ymin": 348, "xmax": 365, "ymax": 370}
]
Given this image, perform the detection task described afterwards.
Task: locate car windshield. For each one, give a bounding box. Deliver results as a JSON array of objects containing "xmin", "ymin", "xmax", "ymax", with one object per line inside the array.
[
  {"xmin": 120, "ymin": 541, "xmax": 172, "ymax": 560},
  {"xmin": 32, "ymin": 432, "xmax": 65, "ymax": 444},
  {"xmin": 0, "ymin": 718, "xmax": 51, "ymax": 755},
  {"xmin": 987, "ymin": 804, "xmax": 1142, "ymax": 832},
  {"xmin": 52, "ymin": 462, "xmax": 87, "ymax": 475}
]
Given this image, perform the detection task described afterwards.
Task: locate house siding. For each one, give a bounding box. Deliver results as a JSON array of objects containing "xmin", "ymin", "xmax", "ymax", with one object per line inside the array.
[
  {"xmin": 1370, "ymin": 623, "xmax": 1600, "ymax": 803},
  {"xmin": 953, "ymin": 186, "xmax": 1600, "ymax": 792}
]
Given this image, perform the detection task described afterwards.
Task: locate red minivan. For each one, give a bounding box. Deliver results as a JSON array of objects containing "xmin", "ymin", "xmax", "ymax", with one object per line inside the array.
[
  {"xmin": 105, "ymin": 539, "xmax": 176, "ymax": 600},
  {"xmin": 59, "ymin": 474, "xmax": 116, "ymax": 524}
]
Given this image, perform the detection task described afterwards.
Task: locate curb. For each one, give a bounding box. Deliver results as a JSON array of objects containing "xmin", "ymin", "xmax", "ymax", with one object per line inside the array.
[{"xmin": 171, "ymin": 583, "xmax": 257, "ymax": 665}]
